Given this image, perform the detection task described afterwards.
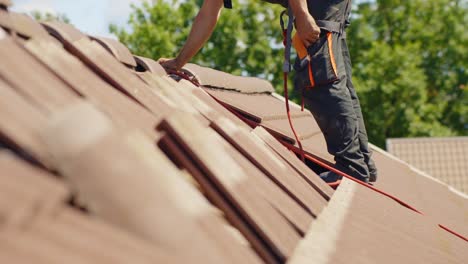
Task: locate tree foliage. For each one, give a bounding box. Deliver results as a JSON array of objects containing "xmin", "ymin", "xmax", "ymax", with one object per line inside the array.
[
  {"xmin": 111, "ymin": 0, "xmax": 467, "ymax": 148},
  {"xmin": 348, "ymin": 0, "xmax": 467, "ymax": 147}
]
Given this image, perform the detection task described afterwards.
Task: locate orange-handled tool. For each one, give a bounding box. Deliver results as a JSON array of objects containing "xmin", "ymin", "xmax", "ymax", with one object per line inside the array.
[{"xmin": 292, "ymin": 33, "xmax": 308, "ymax": 59}]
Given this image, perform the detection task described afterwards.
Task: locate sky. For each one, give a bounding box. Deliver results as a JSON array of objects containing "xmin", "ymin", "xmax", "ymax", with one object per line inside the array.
[{"xmin": 11, "ymin": 0, "xmax": 143, "ymax": 39}]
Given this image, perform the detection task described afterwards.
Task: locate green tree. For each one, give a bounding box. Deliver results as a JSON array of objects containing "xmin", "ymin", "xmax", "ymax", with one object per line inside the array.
[
  {"xmin": 110, "ymin": 0, "xmax": 286, "ymax": 89},
  {"xmin": 31, "ymin": 11, "xmax": 70, "ymax": 24},
  {"xmin": 348, "ymin": 0, "xmax": 467, "ymax": 147}
]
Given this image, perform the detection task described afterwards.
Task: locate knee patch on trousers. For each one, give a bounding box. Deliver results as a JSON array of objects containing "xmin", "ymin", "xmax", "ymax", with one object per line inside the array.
[{"xmin": 325, "ymin": 114, "xmax": 358, "ymax": 156}]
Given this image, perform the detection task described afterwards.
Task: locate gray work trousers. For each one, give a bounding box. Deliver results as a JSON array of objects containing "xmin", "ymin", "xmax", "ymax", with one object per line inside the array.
[{"xmin": 294, "ymin": 32, "xmax": 377, "ymax": 182}]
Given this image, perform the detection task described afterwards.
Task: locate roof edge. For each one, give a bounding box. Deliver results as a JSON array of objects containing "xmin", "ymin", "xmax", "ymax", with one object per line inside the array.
[{"xmin": 370, "ymin": 143, "xmax": 468, "ymax": 200}]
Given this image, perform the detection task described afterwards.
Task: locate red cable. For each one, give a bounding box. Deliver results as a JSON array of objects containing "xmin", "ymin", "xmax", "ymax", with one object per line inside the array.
[
  {"xmin": 283, "ymin": 72, "xmax": 306, "ymax": 162},
  {"xmin": 439, "ymin": 224, "xmax": 468, "ymax": 243}
]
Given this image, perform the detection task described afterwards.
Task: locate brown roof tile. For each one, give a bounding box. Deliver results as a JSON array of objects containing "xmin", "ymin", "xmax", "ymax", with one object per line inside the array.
[
  {"xmin": 157, "ymin": 133, "xmax": 278, "ymax": 263},
  {"xmin": 210, "ymin": 119, "xmax": 313, "ymax": 232},
  {"xmin": 290, "ymin": 178, "xmax": 468, "ymax": 264},
  {"xmin": 1, "ymin": 204, "xmax": 181, "ymax": 263},
  {"xmin": 0, "ymin": 79, "xmax": 51, "ymax": 165},
  {"xmin": 372, "ymin": 150, "xmax": 468, "ymax": 236},
  {"xmin": 261, "ymin": 116, "xmax": 321, "ymax": 143},
  {"xmin": 32, "ymin": 213, "xmax": 183, "ymax": 263},
  {"xmin": 185, "ymin": 63, "xmax": 275, "ymax": 93},
  {"xmin": 42, "ymin": 102, "xmax": 261, "ymax": 264},
  {"xmin": 253, "ymin": 127, "xmax": 334, "ymax": 200},
  {"xmin": 159, "ymin": 111, "xmax": 301, "ymax": 261},
  {"xmin": 202, "ymin": 87, "xmax": 323, "ymax": 147},
  {"xmin": 24, "ymin": 38, "xmax": 159, "ymax": 138},
  {"xmin": 42, "ymin": 21, "xmax": 87, "ymax": 43},
  {"xmin": 70, "ymin": 39, "xmax": 171, "ymax": 115},
  {"xmin": 205, "ymin": 88, "xmax": 309, "ymax": 122},
  {"xmin": 0, "ymin": 9, "xmax": 11, "ymax": 31},
  {"xmin": 0, "ymin": 152, "xmax": 67, "ymax": 198},
  {"xmin": 91, "ymin": 36, "xmax": 137, "ymax": 67},
  {"xmin": 1, "ymin": 231, "xmax": 89, "ymax": 263},
  {"xmin": 0, "ymin": 37, "xmax": 79, "ymax": 113},
  {"xmin": 192, "ymin": 87, "xmax": 253, "ymax": 129},
  {"xmin": 139, "ymin": 73, "xmax": 200, "ymax": 114},
  {"xmin": 211, "ymin": 117, "xmax": 327, "ymax": 217},
  {"xmin": 0, "ymin": 152, "xmax": 68, "ymax": 228},
  {"xmin": 57, "ymin": 208, "xmax": 181, "ymax": 263},
  {"xmin": 0, "ymin": 12, "xmax": 50, "ymax": 39},
  {"xmin": 164, "ymin": 81, "xmax": 317, "ymax": 234},
  {"xmin": 134, "ymin": 55, "xmax": 167, "ymax": 76}
]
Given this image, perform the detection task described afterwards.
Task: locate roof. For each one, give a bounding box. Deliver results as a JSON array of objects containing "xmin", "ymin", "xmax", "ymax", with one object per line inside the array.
[
  {"xmin": 183, "ymin": 63, "xmax": 275, "ymax": 93},
  {"xmin": 0, "ymin": 5, "xmax": 466, "ymax": 263},
  {"xmin": 387, "ymin": 137, "xmax": 468, "ymax": 194}
]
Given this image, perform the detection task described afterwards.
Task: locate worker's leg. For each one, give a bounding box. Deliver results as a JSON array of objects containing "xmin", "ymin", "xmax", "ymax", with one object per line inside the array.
[
  {"xmin": 340, "ymin": 38, "xmax": 378, "ymax": 182},
  {"xmin": 294, "ymin": 33, "xmax": 370, "ymax": 182},
  {"xmin": 301, "ymin": 82, "xmax": 370, "ymax": 182}
]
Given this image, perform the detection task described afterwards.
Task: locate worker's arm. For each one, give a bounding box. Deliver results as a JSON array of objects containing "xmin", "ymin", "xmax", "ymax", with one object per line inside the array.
[
  {"xmin": 289, "ymin": 0, "xmax": 320, "ymax": 47},
  {"xmin": 159, "ymin": 0, "xmax": 224, "ymax": 71}
]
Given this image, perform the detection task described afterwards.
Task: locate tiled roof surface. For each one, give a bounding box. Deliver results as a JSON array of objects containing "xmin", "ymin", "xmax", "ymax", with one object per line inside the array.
[
  {"xmin": 0, "ymin": 5, "xmax": 466, "ymax": 263},
  {"xmin": 291, "ymin": 178, "xmax": 468, "ymax": 264},
  {"xmin": 387, "ymin": 137, "xmax": 468, "ymax": 194},
  {"xmin": 91, "ymin": 36, "xmax": 138, "ymax": 67},
  {"xmin": 184, "ymin": 63, "xmax": 275, "ymax": 94}
]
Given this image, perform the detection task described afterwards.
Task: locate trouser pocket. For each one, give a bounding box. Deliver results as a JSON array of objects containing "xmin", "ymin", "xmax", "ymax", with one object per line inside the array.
[{"xmin": 294, "ymin": 32, "xmax": 339, "ymax": 89}]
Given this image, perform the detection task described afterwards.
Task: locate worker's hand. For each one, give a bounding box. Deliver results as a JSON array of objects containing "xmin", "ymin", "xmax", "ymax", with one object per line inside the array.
[
  {"xmin": 295, "ymin": 13, "xmax": 321, "ymax": 47},
  {"xmin": 158, "ymin": 57, "xmax": 183, "ymax": 71}
]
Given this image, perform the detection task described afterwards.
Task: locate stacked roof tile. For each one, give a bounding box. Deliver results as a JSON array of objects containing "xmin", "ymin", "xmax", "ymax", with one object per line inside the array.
[{"xmin": 0, "ymin": 4, "xmax": 466, "ymax": 263}]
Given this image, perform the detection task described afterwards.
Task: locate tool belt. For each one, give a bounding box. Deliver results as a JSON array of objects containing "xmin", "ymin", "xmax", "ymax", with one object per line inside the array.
[{"xmin": 292, "ymin": 20, "xmax": 343, "ymax": 88}]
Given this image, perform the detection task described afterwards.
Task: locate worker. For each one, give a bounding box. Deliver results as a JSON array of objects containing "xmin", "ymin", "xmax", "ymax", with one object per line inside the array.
[{"xmin": 159, "ymin": 0, "xmax": 378, "ymax": 183}]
